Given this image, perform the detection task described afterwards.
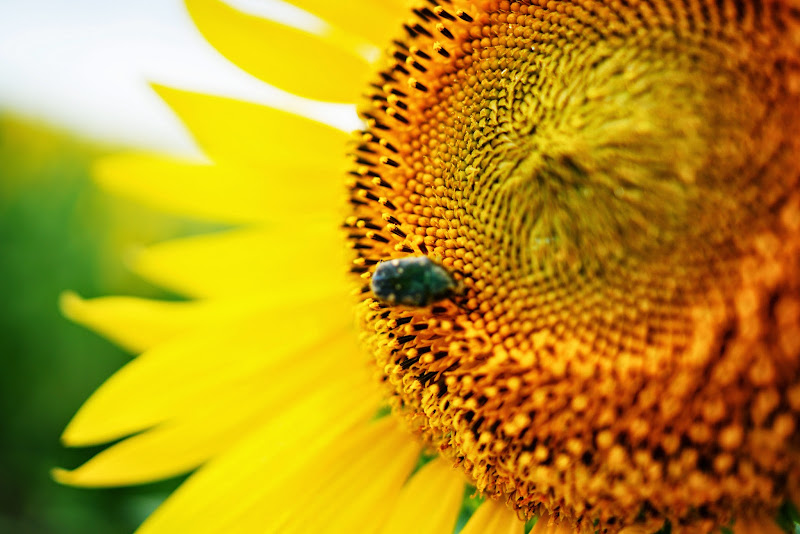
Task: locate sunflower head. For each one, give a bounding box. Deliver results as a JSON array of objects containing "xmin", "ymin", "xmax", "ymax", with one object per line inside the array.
[{"xmin": 347, "ymin": 1, "xmax": 800, "ymax": 531}]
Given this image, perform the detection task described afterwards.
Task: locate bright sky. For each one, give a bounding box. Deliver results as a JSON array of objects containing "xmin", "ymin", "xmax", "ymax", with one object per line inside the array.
[{"xmin": 0, "ymin": 0, "xmax": 359, "ymax": 155}]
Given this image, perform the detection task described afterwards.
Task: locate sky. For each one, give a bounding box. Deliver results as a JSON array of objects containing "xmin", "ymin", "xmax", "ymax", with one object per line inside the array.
[{"xmin": 0, "ymin": 0, "xmax": 359, "ymax": 155}]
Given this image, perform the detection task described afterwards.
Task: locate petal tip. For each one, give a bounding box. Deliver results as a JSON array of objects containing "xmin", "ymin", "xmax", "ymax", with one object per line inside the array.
[
  {"xmin": 51, "ymin": 467, "xmax": 74, "ymax": 486},
  {"xmin": 61, "ymin": 401, "xmax": 127, "ymax": 448},
  {"xmin": 59, "ymin": 291, "xmax": 85, "ymax": 322},
  {"xmin": 60, "ymin": 419, "xmax": 89, "ymax": 448},
  {"xmin": 51, "ymin": 465, "xmax": 113, "ymax": 489},
  {"xmin": 148, "ymin": 83, "xmax": 181, "ymax": 107}
]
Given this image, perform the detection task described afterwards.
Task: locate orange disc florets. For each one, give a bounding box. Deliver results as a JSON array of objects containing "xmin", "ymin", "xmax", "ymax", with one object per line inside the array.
[{"xmin": 345, "ymin": 1, "xmax": 800, "ymax": 532}]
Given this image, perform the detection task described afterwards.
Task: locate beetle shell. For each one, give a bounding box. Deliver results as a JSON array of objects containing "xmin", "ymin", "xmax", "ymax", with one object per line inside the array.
[{"xmin": 370, "ymin": 256, "xmax": 456, "ymax": 307}]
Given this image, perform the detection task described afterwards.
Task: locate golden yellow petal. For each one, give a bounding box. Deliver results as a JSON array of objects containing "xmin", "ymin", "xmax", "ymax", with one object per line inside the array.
[
  {"xmin": 61, "ymin": 298, "xmax": 353, "ymax": 446},
  {"xmin": 378, "ymin": 457, "xmax": 465, "ymax": 534},
  {"xmin": 94, "ymin": 154, "xmax": 343, "ymax": 224},
  {"xmin": 153, "ymin": 85, "xmax": 348, "ymax": 172},
  {"xmin": 461, "ymin": 499, "xmax": 525, "ymax": 534},
  {"xmin": 529, "ymin": 511, "xmax": 577, "ymax": 534},
  {"xmin": 184, "ymin": 0, "xmax": 369, "ymax": 103},
  {"xmin": 287, "ymin": 0, "xmax": 408, "ymax": 47},
  {"xmin": 131, "ymin": 226, "xmax": 347, "ymax": 299},
  {"xmin": 60, "ymin": 292, "xmax": 265, "ymax": 354},
  {"xmin": 54, "ymin": 347, "xmax": 374, "ymax": 486},
  {"xmin": 135, "ymin": 417, "xmax": 410, "ymax": 534}
]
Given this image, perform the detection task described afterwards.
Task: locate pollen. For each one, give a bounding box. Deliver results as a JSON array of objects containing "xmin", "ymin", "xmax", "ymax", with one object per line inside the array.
[{"xmin": 345, "ymin": 1, "xmax": 800, "ymax": 532}]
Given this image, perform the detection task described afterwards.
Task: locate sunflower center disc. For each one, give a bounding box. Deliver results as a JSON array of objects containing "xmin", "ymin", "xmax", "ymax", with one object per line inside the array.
[{"xmin": 346, "ymin": 1, "xmax": 800, "ymax": 531}]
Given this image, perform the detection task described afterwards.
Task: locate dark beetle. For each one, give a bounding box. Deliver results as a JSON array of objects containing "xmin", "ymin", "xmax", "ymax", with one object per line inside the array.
[{"xmin": 370, "ymin": 256, "xmax": 456, "ymax": 307}]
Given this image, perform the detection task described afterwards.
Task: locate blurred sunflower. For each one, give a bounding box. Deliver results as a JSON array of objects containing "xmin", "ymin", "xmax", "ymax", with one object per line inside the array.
[{"xmin": 56, "ymin": 0, "xmax": 800, "ymax": 533}]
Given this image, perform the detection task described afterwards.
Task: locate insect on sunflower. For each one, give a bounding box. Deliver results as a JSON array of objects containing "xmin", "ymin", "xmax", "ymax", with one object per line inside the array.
[{"xmin": 56, "ymin": 0, "xmax": 800, "ymax": 533}]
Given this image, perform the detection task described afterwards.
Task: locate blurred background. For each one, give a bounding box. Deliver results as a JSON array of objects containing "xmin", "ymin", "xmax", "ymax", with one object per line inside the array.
[
  {"xmin": 0, "ymin": 114, "xmax": 188, "ymax": 534},
  {"xmin": 0, "ymin": 1, "xmax": 354, "ymax": 532}
]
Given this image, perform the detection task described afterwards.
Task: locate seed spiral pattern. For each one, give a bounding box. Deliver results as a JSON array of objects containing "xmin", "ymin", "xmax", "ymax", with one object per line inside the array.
[{"xmin": 345, "ymin": 1, "xmax": 800, "ymax": 532}]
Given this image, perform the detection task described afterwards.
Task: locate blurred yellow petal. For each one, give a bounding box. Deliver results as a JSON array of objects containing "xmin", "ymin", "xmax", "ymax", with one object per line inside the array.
[
  {"xmin": 185, "ymin": 0, "xmax": 370, "ymax": 102},
  {"xmin": 60, "ymin": 292, "xmax": 267, "ymax": 354},
  {"xmin": 461, "ymin": 499, "xmax": 525, "ymax": 534},
  {"xmin": 54, "ymin": 352, "xmax": 375, "ymax": 486},
  {"xmin": 279, "ymin": 420, "xmax": 422, "ymax": 534},
  {"xmin": 153, "ymin": 85, "xmax": 349, "ymax": 172},
  {"xmin": 530, "ymin": 511, "xmax": 576, "ymax": 534},
  {"xmin": 94, "ymin": 154, "xmax": 344, "ymax": 224},
  {"xmin": 288, "ymin": 0, "xmax": 408, "ymax": 47},
  {"xmin": 131, "ymin": 226, "xmax": 348, "ymax": 299},
  {"xmin": 61, "ymin": 298, "xmax": 353, "ymax": 446},
  {"xmin": 136, "ymin": 417, "xmax": 410, "ymax": 534},
  {"xmin": 379, "ymin": 457, "xmax": 465, "ymax": 534}
]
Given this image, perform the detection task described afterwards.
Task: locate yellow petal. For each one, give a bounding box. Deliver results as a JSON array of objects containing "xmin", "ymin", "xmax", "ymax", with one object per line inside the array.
[
  {"xmin": 94, "ymin": 154, "xmax": 344, "ymax": 224},
  {"xmin": 278, "ymin": 419, "xmax": 422, "ymax": 534},
  {"xmin": 54, "ymin": 346, "xmax": 375, "ymax": 486},
  {"xmin": 530, "ymin": 511, "xmax": 577, "ymax": 534},
  {"xmin": 153, "ymin": 85, "xmax": 349, "ymax": 172},
  {"xmin": 135, "ymin": 417, "xmax": 412, "ymax": 534},
  {"xmin": 185, "ymin": 0, "xmax": 370, "ymax": 103},
  {"xmin": 61, "ymin": 298, "xmax": 353, "ymax": 446},
  {"xmin": 60, "ymin": 292, "xmax": 267, "ymax": 354},
  {"xmin": 461, "ymin": 499, "xmax": 526, "ymax": 534},
  {"xmin": 130, "ymin": 226, "xmax": 348, "ymax": 299},
  {"xmin": 378, "ymin": 457, "xmax": 465, "ymax": 534},
  {"xmin": 288, "ymin": 0, "xmax": 409, "ymax": 47}
]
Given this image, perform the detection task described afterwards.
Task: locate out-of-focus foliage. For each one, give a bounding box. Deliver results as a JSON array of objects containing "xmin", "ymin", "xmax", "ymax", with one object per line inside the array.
[{"xmin": 0, "ymin": 116, "xmax": 190, "ymax": 534}]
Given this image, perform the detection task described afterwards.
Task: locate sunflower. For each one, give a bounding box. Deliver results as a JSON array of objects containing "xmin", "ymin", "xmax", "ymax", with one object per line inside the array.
[{"xmin": 56, "ymin": 0, "xmax": 800, "ymax": 533}]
